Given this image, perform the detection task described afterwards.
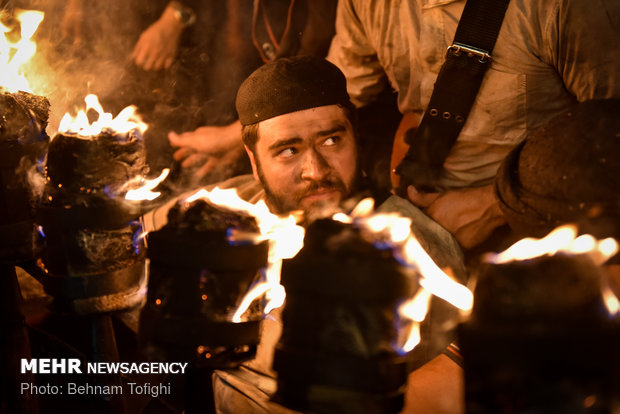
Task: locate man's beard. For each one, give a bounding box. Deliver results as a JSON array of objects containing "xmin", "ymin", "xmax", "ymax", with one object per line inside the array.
[{"xmin": 256, "ymin": 162, "xmax": 360, "ymax": 217}]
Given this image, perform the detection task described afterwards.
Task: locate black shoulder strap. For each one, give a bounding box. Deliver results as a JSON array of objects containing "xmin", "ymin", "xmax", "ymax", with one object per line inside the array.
[{"xmin": 395, "ymin": 0, "xmax": 511, "ymax": 192}]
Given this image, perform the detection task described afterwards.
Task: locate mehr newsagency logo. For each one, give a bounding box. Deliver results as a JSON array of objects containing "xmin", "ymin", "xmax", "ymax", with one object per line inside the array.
[{"xmin": 19, "ymin": 358, "xmax": 188, "ymax": 398}]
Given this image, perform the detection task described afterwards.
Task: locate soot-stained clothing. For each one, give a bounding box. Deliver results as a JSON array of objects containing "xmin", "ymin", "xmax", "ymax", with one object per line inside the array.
[
  {"xmin": 327, "ymin": 0, "xmax": 620, "ymax": 189},
  {"xmin": 145, "ymin": 174, "xmax": 467, "ymax": 413}
]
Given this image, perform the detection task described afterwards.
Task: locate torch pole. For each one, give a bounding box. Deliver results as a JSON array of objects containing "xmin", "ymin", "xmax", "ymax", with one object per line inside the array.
[
  {"xmin": 0, "ymin": 264, "xmax": 39, "ymax": 414},
  {"xmin": 88, "ymin": 314, "xmax": 127, "ymax": 414},
  {"xmin": 184, "ymin": 367, "xmax": 216, "ymax": 414}
]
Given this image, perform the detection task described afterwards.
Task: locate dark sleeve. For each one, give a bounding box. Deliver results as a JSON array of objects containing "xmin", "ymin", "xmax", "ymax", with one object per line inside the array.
[{"xmin": 298, "ymin": 0, "xmax": 338, "ymax": 57}]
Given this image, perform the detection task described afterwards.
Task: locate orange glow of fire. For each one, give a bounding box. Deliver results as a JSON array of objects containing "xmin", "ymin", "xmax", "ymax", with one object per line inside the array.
[
  {"xmin": 0, "ymin": 9, "xmax": 44, "ymax": 93},
  {"xmin": 124, "ymin": 168, "xmax": 170, "ymax": 201},
  {"xmin": 58, "ymin": 94, "xmax": 148, "ymax": 137},
  {"xmin": 185, "ymin": 187, "xmax": 305, "ymax": 322},
  {"xmin": 486, "ymin": 224, "xmax": 619, "ymax": 265},
  {"xmin": 337, "ymin": 198, "xmax": 474, "ymax": 353}
]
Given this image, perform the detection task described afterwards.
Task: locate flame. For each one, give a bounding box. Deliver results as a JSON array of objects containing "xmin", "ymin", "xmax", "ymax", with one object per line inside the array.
[
  {"xmin": 399, "ymin": 287, "xmax": 432, "ymax": 323},
  {"xmin": 58, "ymin": 94, "xmax": 148, "ymax": 137},
  {"xmin": 337, "ymin": 198, "xmax": 474, "ymax": 353},
  {"xmin": 185, "ymin": 187, "xmax": 305, "ymax": 322},
  {"xmin": 0, "ymin": 9, "xmax": 44, "ymax": 93},
  {"xmin": 350, "ymin": 197, "xmax": 375, "ymax": 217},
  {"xmin": 487, "ymin": 225, "xmax": 619, "ymax": 265},
  {"xmin": 602, "ymin": 283, "xmax": 620, "ymax": 316},
  {"xmin": 402, "ymin": 323, "xmax": 421, "ymax": 353},
  {"xmin": 403, "ymin": 237, "xmax": 473, "ymax": 311},
  {"xmin": 125, "ymin": 169, "xmax": 170, "ymax": 201}
]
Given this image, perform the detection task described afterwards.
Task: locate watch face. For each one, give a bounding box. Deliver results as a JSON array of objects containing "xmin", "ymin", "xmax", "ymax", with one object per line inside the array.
[
  {"xmin": 174, "ymin": 6, "xmax": 196, "ymax": 26},
  {"xmin": 179, "ymin": 10, "xmax": 191, "ymax": 24}
]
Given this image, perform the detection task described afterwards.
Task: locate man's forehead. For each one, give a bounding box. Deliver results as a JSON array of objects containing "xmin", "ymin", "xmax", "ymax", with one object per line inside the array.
[{"xmin": 256, "ymin": 105, "xmax": 351, "ymax": 145}]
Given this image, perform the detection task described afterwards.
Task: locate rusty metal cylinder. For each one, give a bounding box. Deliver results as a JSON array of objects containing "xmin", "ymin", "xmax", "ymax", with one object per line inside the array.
[
  {"xmin": 140, "ymin": 199, "xmax": 268, "ymax": 368},
  {"xmin": 275, "ymin": 218, "xmax": 416, "ymax": 414},
  {"xmin": 459, "ymin": 253, "xmax": 620, "ymax": 414},
  {"xmin": 36, "ymin": 131, "xmax": 149, "ymax": 313}
]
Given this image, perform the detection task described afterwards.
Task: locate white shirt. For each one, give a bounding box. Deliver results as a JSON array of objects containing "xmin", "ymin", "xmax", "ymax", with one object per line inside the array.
[{"xmin": 327, "ymin": 0, "xmax": 620, "ymax": 188}]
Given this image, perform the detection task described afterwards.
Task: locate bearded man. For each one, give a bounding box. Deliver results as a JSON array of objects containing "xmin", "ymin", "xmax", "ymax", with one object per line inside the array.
[{"xmin": 146, "ymin": 56, "xmax": 468, "ymax": 414}]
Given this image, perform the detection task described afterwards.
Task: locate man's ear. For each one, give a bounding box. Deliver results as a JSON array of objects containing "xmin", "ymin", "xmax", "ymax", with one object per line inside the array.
[{"xmin": 244, "ymin": 145, "xmax": 260, "ymax": 182}]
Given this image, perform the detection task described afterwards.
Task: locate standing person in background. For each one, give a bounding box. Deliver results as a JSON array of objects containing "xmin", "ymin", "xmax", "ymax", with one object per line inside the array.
[
  {"xmin": 167, "ymin": 0, "xmax": 338, "ymax": 185},
  {"xmin": 130, "ymin": 1, "xmax": 200, "ymax": 72},
  {"xmin": 55, "ymin": 0, "xmax": 217, "ymax": 180},
  {"xmin": 56, "ymin": 0, "xmax": 337, "ymax": 189},
  {"xmin": 327, "ymin": 0, "xmax": 620, "ymax": 252}
]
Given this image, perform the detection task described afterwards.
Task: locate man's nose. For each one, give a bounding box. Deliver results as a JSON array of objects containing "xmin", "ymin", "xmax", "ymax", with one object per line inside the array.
[{"xmin": 300, "ymin": 149, "xmax": 330, "ymax": 181}]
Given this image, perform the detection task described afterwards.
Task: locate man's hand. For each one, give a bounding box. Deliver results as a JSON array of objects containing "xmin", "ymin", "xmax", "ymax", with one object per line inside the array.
[
  {"xmin": 131, "ymin": 3, "xmax": 185, "ymax": 71},
  {"xmin": 406, "ymin": 184, "xmax": 506, "ymax": 249},
  {"xmin": 402, "ymin": 354, "xmax": 465, "ymax": 414},
  {"xmin": 168, "ymin": 121, "xmax": 245, "ymax": 178}
]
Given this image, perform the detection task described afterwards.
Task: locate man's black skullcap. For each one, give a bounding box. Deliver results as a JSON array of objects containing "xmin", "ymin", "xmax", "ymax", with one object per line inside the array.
[{"xmin": 236, "ymin": 56, "xmax": 352, "ymax": 126}]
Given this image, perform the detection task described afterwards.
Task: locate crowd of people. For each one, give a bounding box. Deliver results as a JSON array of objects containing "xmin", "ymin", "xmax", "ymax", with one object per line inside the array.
[{"xmin": 8, "ymin": 0, "xmax": 620, "ymax": 412}]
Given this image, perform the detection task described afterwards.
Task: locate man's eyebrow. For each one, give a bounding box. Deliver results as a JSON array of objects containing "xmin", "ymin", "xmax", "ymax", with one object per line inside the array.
[
  {"xmin": 316, "ymin": 124, "xmax": 347, "ymax": 137},
  {"xmin": 267, "ymin": 124, "xmax": 348, "ymax": 151},
  {"xmin": 268, "ymin": 137, "xmax": 303, "ymax": 152}
]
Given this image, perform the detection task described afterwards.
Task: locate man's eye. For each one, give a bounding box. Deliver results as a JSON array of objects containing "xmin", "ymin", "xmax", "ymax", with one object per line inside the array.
[
  {"xmin": 277, "ymin": 147, "xmax": 297, "ymax": 158},
  {"xmin": 322, "ymin": 136, "xmax": 339, "ymax": 146}
]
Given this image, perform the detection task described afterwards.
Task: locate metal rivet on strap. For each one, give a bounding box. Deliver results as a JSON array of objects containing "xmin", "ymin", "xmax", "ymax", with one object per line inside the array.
[
  {"xmin": 442, "ymin": 111, "xmax": 451, "ymax": 120},
  {"xmin": 429, "ymin": 108, "xmax": 439, "ymax": 116},
  {"xmin": 455, "ymin": 115, "xmax": 464, "ymax": 123}
]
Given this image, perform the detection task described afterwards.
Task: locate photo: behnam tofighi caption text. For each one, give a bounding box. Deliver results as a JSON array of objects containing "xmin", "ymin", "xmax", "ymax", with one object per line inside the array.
[
  {"xmin": 15, "ymin": 358, "xmax": 191, "ymax": 407},
  {"xmin": 21, "ymin": 381, "xmax": 172, "ymax": 398}
]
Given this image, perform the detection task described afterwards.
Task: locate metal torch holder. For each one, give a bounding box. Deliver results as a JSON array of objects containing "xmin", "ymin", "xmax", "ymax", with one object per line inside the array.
[
  {"xmin": 0, "ymin": 138, "xmax": 42, "ymax": 414},
  {"xmin": 459, "ymin": 254, "xmax": 620, "ymax": 414},
  {"xmin": 141, "ymin": 226, "xmax": 268, "ymax": 413},
  {"xmin": 32, "ymin": 199, "xmax": 153, "ymax": 414}
]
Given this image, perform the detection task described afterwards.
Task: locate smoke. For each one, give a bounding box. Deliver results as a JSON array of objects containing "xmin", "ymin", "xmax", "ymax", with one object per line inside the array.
[
  {"xmin": 9, "ymin": 0, "xmax": 261, "ymax": 192},
  {"xmin": 12, "ymin": 0, "xmax": 139, "ymax": 133}
]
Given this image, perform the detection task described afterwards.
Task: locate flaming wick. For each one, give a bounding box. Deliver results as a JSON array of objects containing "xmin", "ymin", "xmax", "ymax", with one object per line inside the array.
[
  {"xmin": 58, "ymin": 94, "xmax": 148, "ymax": 137},
  {"xmin": 125, "ymin": 169, "xmax": 170, "ymax": 201},
  {"xmin": 487, "ymin": 224, "xmax": 620, "ymax": 317},
  {"xmin": 487, "ymin": 224, "xmax": 619, "ymax": 265},
  {"xmin": 335, "ymin": 198, "xmax": 474, "ymax": 353},
  {"xmin": 186, "ymin": 187, "xmax": 305, "ymax": 322},
  {"xmin": 0, "ymin": 9, "xmax": 44, "ymax": 93}
]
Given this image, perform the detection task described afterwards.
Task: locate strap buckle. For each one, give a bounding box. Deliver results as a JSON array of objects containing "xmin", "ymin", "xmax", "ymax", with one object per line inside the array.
[{"xmin": 447, "ymin": 42, "xmax": 492, "ymax": 63}]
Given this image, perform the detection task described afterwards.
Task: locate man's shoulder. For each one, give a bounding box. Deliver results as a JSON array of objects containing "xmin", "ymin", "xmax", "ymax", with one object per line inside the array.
[{"xmin": 212, "ymin": 174, "xmax": 265, "ymax": 203}]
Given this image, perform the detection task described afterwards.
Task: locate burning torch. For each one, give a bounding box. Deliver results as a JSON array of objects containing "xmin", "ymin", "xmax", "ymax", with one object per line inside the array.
[
  {"xmin": 0, "ymin": 9, "xmax": 47, "ymax": 414},
  {"xmin": 273, "ymin": 199, "xmax": 473, "ymax": 414},
  {"xmin": 31, "ymin": 94, "xmax": 167, "ymax": 413},
  {"xmin": 140, "ymin": 187, "xmax": 304, "ymax": 413},
  {"xmin": 459, "ymin": 225, "xmax": 620, "ymax": 413}
]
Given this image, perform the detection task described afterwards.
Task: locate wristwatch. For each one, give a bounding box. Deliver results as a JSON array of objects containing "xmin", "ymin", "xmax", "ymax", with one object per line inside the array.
[{"xmin": 170, "ymin": 1, "xmax": 196, "ymax": 27}]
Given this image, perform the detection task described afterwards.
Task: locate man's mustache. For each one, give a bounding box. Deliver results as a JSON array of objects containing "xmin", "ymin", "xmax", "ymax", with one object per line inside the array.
[{"xmin": 297, "ymin": 177, "xmax": 346, "ymax": 200}]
